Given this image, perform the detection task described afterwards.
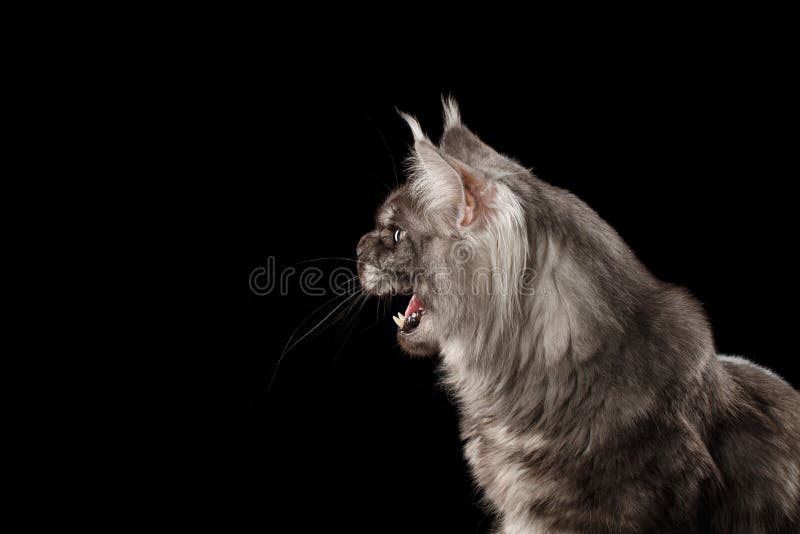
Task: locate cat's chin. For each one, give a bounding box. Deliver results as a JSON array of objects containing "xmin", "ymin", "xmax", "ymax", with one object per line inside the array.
[{"xmin": 397, "ymin": 327, "xmax": 439, "ymax": 357}]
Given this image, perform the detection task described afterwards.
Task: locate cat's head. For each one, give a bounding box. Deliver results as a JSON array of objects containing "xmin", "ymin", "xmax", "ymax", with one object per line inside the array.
[{"xmin": 357, "ymin": 98, "xmax": 532, "ymax": 357}]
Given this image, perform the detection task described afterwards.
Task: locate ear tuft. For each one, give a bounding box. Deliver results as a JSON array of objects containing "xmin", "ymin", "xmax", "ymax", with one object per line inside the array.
[
  {"xmin": 397, "ymin": 110, "xmax": 428, "ymax": 142},
  {"xmin": 441, "ymin": 95, "xmax": 461, "ymax": 130}
]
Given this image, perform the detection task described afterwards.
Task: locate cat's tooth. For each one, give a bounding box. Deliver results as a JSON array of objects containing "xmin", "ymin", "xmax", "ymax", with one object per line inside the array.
[
  {"xmin": 392, "ymin": 315, "xmax": 405, "ymax": 328},
  {"xmin": 396, "ymin": 312, "xmax": 405, "ymax": 321}
]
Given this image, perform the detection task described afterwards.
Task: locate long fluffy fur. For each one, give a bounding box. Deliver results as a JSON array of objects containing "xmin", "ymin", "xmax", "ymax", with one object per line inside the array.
[{"xmin": 358, "ymin": 100, "xmax": 800, "ymax": 533}]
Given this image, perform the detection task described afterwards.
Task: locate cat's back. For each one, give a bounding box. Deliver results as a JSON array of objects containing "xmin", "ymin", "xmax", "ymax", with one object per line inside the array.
[{"xmin": 704, "ymin": 355, "xmax": 800, "ymax": 533}]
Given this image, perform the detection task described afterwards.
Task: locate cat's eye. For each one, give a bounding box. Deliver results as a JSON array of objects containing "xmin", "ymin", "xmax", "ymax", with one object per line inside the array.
[{"xmin": 393, "ymin": 228, "xmax": 405, "ymax": 244}]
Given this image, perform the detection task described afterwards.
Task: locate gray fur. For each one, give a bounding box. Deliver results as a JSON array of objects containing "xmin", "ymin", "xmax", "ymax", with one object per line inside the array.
[{"xmin": 356, "ymin": 99, "xmax": 800, "ymax": 533}]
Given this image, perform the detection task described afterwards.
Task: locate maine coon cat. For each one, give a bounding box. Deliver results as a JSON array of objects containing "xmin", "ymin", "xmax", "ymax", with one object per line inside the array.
[{"xmin": 355, "ymin": 99, "xmax": 800, "ymax": 533}]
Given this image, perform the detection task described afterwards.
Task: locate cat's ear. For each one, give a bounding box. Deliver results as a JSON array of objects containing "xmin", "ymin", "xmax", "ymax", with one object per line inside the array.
[
  {"xmin": 407, "ymin": 138, "xmax": 490, "ymax": 227},
  {"xmin": 438, "ymin": 98, "xmax": 523, "ymax": 174},
  {"xmin": 399, "ymin": 110, "xmax": 492, "ymax": 226}
]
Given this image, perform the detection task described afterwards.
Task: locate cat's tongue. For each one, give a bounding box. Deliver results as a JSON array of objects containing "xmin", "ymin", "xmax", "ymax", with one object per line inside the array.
[{"xmin": 404, "ymin": 294, "xmax": 424, "ymax": 318}]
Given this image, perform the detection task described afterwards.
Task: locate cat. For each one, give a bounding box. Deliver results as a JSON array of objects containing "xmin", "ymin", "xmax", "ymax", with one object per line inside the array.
[{"xmin": 355, "ymin": 98, "xmax": 800, "ymax": 533}]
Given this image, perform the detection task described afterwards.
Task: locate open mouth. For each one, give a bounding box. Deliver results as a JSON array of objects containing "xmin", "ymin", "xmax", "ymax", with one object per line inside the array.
[{"xmin": 392, "ymin": 293, "xmax": 426, "ymax": 334}]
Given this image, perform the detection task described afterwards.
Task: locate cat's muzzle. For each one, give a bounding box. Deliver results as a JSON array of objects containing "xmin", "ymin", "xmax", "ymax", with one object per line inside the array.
[{"xmin": 357, "ymin": 262, "xmax": 427, "ymax": 335}]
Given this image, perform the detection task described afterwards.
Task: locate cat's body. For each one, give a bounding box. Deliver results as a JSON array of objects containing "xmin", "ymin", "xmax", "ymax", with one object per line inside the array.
[{"xmin": 356, "ymin": 99, "xmax": 800, "ymax": 533}]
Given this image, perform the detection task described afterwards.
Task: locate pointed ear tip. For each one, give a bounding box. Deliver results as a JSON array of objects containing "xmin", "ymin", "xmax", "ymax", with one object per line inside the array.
[
  {"xmin": 440, "ymin": 93, "xmax": 457, "ymax": 104},
  {"xmin": 397, "ymin": 110, "xmax": 429, "ymax": 142},
  {"xmin": 441, "ymin": 95, "xmax": 462, "ymax": 129}
]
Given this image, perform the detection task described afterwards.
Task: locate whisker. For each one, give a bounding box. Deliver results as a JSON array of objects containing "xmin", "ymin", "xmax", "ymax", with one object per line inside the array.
[
  {"xmin": 330, "ymin": 296, "xmax": 369, "ymax": 365},
  {"xmin": 283, "ymin": 291, "xmax": 362, "ymax": 353},
  {"xmin": 364, "ymin": 113, "xmax": 400, "ymax": 187},
  {"xmin": 358, "ymin": 303, "xmax": 385, "ymax": 336},
  {"xmin": 324, "ymin": 290, "xmax": 366, "ymax": 329},
  {"xmin": 267, "ymin": 290, "xmax": 362, "ymax": 391},
  {"xmin": 329, "ymin": 291, "xmax": 367, "ymax": 347},
  {"xmin": 331, "ymin": 276, "xmax": 360, "ymax": 295}
]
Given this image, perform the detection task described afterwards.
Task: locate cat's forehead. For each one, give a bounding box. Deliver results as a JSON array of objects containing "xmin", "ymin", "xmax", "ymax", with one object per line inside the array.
[{"xmin": 376, "ymin": 186, "xmax": 414, "ymax": 227}]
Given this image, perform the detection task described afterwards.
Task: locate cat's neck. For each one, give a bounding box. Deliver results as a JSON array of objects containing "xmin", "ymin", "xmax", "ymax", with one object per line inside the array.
[{"xmin": 439, "ymin": 204, "xmax": 717, "ymax": 431}]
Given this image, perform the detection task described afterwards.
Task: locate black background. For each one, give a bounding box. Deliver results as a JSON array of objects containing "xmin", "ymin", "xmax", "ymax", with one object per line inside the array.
[{"xmin": 184, "ymin": 41, "xmax": 797, "ymax": 533}]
